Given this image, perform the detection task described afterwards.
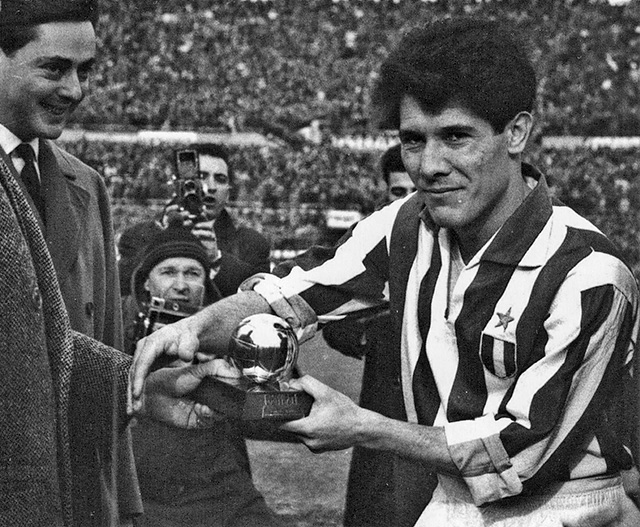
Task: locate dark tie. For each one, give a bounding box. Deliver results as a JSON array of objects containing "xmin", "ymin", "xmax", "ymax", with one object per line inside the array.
[{"xmin": 15, "ymin": 143, "xmax": 45, "ymax": 221}]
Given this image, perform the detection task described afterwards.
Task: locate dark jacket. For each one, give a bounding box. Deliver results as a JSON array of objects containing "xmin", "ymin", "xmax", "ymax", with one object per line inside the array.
[{"xmin": 34, "ymin": 141, "xmax": 143, "ymax": 525}]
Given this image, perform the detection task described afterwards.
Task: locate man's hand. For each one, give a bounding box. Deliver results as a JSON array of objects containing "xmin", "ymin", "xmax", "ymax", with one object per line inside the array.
[
  {"xmin": 133, "ymin": 359, "xmax": 241, "ymax": 428},
  {"xmin": 127, "ymin": 318, "xmax": 199, "ymax": 414},
  {"xmin": 161, "ymin": 203, "xmax": 193, "ymax": 229},
  {"xmin": 280, "ymin": 375, "xmax": 373, "ymax": 452},
  {"xmin": 192, "ymin": 219, "xmax": 222, "ymax": 267},
  {"xmin": 281, "ymin": 376, "xmax": 455, "ymax": 473}
]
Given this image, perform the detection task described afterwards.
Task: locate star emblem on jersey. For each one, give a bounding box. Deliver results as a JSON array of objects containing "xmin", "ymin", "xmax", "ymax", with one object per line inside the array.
[{"xmin": 495, "ymin": 307, "xmax": 514, "ymax": 331}]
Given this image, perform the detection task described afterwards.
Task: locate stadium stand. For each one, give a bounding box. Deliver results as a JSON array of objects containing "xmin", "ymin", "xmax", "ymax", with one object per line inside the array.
[
  {"xmin": 56, "ymin": 0, "xmax": 640, "ymax": 277},
  {"xmin": 73, "ymin": 0, "xmax": 640, "ymax": 137}
]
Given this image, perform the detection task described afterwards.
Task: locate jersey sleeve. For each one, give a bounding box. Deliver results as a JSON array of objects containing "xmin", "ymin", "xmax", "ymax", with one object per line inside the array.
[
  {"xmin": 240, "ymin": 204, "xmax": 400, "ymax": 342},
  {"xmin": 444, "ymin": 253, "xmax": 639, "ymax": 505}
]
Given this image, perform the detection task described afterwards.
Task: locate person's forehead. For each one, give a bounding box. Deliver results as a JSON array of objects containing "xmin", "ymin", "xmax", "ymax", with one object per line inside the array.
[
  {"xmin": 199, "ymin": 155, "xmax": 228, "ymax": 175},
  {"xmin": 151, "ymin": 257, "xmax": 204, "ymax": 272},
  {"xmin": 26, "ymin": 21, "xmax": 96, "ymax": 62},
  {"xmin": 399, "ymin": 95, "xmax": 491, "ymax": 131}
]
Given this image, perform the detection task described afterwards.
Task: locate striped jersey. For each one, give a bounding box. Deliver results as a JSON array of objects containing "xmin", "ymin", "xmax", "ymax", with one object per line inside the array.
[{"xmin": 247, "ymin": 164, "xmax": 639, "ymax": 506}]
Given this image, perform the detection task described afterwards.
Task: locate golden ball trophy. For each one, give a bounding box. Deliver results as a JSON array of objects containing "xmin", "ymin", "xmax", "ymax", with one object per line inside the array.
[{"xmin": 194, "ymin": 314, "xmax": 313, "ymax": 420}]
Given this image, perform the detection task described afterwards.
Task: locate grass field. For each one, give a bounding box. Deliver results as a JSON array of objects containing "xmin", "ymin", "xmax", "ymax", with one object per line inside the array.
[{"xmin": 247, "ymin": 334, "xmax": 364, "ymax": 527}]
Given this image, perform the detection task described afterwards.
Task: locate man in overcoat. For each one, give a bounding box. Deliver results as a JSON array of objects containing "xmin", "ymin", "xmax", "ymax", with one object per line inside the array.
[
  {"xmin": 0, "ymin": 0, "xmax": 143, "ymax": 523},
  {"xmin": 0, "ymin": 144, "xmax": 231, "ymax": 525},
  {"xmin": 0, "ymin": 1, "xmax": 230, "ymax": 525}
]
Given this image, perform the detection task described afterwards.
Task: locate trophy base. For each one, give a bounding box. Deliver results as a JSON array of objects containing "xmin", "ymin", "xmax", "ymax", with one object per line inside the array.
[{"xmin": 193, "ymin": 376, "xmax": 313, "ymax": 421}]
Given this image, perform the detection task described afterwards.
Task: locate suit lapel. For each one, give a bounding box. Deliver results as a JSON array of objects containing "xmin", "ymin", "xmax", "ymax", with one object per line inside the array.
[{"xmin": 40, "ymin": 140, "xmax": 87, "ymax": 280}]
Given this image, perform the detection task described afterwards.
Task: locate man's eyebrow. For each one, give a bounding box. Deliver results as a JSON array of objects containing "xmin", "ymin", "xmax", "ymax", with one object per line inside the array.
[
  {"xmin": 440, "ymin": 124, "xmax": 476, "ymax": 133},
  {"xmin": 157, "ymin": 265, "xmax": 203, "ymax": 272},
  {"xmin": 36, "ymin": 55, "xmax": 70, "ymax": 65},
  {"xmin": 398, "ymin": 129, "xmax": 423, "ymax": 140},
  {"xmin": 156, "ymin": 265, "xmax": 177, "ymax": 271},
  {"xmin": 38, "ymin": 56, "xmax": 96, "ymax": 68}
]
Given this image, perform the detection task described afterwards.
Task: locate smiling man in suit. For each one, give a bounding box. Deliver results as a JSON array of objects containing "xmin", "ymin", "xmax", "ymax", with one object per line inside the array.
[
  {"xmin": 0, "ymin": 1, "xmax": 143, "ymax": 525},
  {"xmin": 0, "ymin": 5, "xmax": 232, "ymax": 526}
]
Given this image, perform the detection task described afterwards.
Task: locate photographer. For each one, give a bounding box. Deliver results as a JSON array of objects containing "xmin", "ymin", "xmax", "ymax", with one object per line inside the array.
[
  {"xmin": 119, "ymin": 143, "xmax": 271, "ymax": 302},
  {"xmin": 122, "ymin": 227, "xmax": 219, "ymax": 354},
  {"xmin": 126, "ymin": 226, "xmax": 284, "ymax": 526}
]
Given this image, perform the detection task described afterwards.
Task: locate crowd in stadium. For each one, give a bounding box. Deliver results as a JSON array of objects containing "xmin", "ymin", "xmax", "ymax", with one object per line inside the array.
[
  {"xmin": 60, "ymin": 0, "xmax": 640, "ymax": 275},
  {"xmin": 73, "ymin": 0, "xmax": 640, "ymax": 137}
]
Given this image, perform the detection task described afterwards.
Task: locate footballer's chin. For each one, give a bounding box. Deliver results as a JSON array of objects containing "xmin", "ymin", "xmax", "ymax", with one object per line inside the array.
[{"xmin": 424, "ymin": 203, "xmax": 472, "ymax": 231}]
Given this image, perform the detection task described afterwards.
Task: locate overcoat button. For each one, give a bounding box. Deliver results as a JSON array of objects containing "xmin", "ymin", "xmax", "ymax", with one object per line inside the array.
[{"xmin": 31, "ymin": 286, "xmax": 42, "ymax": 310}]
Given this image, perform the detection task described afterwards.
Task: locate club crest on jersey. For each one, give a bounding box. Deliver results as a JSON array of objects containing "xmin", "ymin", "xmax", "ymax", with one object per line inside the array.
[{"xmin": 480, "ymin": 332, "xmax": 517, "ymax": 379}]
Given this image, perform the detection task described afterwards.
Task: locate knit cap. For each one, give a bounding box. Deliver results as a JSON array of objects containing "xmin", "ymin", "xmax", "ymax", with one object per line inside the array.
[{"xmin": 131, "ymin": 227, "xmax": 214, "ymax": 305}]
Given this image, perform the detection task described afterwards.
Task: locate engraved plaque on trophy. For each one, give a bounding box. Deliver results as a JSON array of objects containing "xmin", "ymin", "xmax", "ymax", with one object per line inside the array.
[{"xmin": 193, "ymin": 314, "xmax": 313, "ymax": 421}]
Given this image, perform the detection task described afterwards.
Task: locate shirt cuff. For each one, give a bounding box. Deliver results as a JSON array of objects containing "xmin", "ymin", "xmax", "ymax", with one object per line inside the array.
[
  {"xmin": 239, "ymin": 273, "xmax": 318, "ymax": 343},
  {"xmin": 444, "ymin": 415, "xmax": 523, "ymax": 505}
]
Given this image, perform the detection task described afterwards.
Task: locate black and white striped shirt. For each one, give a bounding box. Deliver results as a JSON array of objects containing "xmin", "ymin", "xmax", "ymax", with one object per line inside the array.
[{"xmin": 247, "ymin": 165, "xmax": 639, "ymax": 505}]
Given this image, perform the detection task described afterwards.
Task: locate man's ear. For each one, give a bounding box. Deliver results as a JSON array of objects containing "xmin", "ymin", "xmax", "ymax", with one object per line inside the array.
[{"xmin": 505, "ymin": 111, "xmax": 533, "ymax": 155}]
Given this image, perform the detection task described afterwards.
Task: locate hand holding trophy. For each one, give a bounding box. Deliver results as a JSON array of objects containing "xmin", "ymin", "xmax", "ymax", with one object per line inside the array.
[{"xmin": 193, "ymin": 314, "xmax": 313, "ymax": 420}]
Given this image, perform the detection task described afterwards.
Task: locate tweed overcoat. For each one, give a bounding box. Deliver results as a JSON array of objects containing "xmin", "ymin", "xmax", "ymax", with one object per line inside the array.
[{"xmin": 0, "ymin": 154, "xmax": 131, "ymax": 526}]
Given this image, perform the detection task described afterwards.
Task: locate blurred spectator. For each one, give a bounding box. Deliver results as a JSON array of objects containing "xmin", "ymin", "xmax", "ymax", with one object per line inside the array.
[{"xmin": 381, "ymin": 143, "xmax": 415, "ymax": 202}]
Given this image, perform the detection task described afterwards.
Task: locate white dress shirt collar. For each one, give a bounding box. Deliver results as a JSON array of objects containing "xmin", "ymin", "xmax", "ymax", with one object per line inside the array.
[{"xmin": 0, "ymin": 124, "xmax": 40, "ymax": 176}]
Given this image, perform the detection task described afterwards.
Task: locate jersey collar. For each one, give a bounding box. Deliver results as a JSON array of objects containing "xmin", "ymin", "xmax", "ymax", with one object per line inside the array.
[{"xmin": 479, "ymin": 163, "xmax": 553, "ymax": 267}]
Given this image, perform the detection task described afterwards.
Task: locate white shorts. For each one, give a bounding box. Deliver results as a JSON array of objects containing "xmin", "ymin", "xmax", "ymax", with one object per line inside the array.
[{"xmin": 413, "ymin": 474, "xmax": 640, "ymax": 527}]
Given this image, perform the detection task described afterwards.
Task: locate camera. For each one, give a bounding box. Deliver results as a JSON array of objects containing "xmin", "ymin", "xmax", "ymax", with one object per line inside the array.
[
  {"xmin": 132, "ymin": 296, "xmax": 200, "ymax": 344},
  {"xmin": 173, "ymin": 149, "xmax": 206, "ymax": 222}
]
